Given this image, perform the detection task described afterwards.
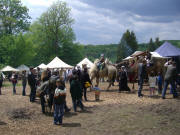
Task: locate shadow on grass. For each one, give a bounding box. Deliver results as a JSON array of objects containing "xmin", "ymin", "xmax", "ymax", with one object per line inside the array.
[{"xmin": 62, "ymin": 123, "xmax": 81, "ymax": 127}]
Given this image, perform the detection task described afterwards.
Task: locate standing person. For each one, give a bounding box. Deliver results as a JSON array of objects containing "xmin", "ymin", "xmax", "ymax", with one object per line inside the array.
[
  {"xmin": 162, "ymin": 61, "xmax": 178, "ymax": 99},
  {"xmin": 138, "ymin": 58, "xmax": 146, "ymax": 97},
  {"xmin": 157, "ymin": 72, "xmax": 163, "ymax": 94},
  {"xmin": 70, "ymin": 75, "xmax": 84, "ymax": 112},
  {"xmin": 118, "ymin": 66, "xmax": 130, "ymax": 92},
  {"xmin": 39, "ymin": 70, "xmax": 49, "ymax": 113},
  {"xmin": 36, "ymin": 67, "xmax": 41, "ymax": 86},
  {"xmin": 0, "ymin": 71, "xmax": 4, "ymax": 95},
  {"xmin": 47, "ymin": 68, "xmax": 51, "ymax": 79},
  {"xmin": 81, "ymin": 67, "xmax": 91, "ymax": 101},
  {"xmin": 53, "ymin": 79, "xmax": 66, "ymax": 125},
  {"xmin": 41, "ymin": 70, "xmax": 49, "ymax": 82},
  {"xmin": 148, "ymin": 71, "xmax": 156, "ymax": 97},
  {"xmin": 28, "ymin": 67, "xmax": 37, "ymax": 102},
  {"xmin": 22, "ymin": 70, "xmax": 27, "ymax": 96},
  {"xmin": 37, "ymin": 81, "xmax": 49, "ymax": 114},
  {"xmin": 59, "ymin": 77, "xmax": 71, "ymax": 112},
  {"xmin": 63, "ymin": 69, "xmax": 67, "ymax": 82},
  {"xmin": 11, "ymin": 72, "xmax": 18, "ymax": 95},
  {"xmin": 76, "ymin": 66, "xmax": 82, "ymax": 81}
]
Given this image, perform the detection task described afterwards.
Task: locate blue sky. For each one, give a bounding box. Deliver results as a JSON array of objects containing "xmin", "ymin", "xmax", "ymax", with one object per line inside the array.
[{"xmin": 21, "ymin": 0, "xmax": 180, "ymax": 45}]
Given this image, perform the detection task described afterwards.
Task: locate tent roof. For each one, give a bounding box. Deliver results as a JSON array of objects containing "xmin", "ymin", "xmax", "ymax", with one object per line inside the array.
[
  {"xmin": 123, "ymin": 56, "xmax": 133, "ymax": 61},
  {"xmin": 47, "ymin": 57, "xmax": 73, "ymax": 68},
  {"xmin": 77, "ymin": 58, "xmax": 93, "ymax": 68},
  {"xmin": 38, "ymin": 63, "xmax": 47, "ymax": 69},
  {"xmin": 131, "ymin": 51, "xmax": 144, "ymax": 57},
  {"xmin": 154, "ymin": 41, "xmax": 180, "ymax": 57},
  {"xmin": 150, "ymin": 52, "xmax": 167, "ymax": 58},
  {"xmin": 17, "ymin": 64, "xmax": 29, "ymax": 71},
  {"xmin": 1, "ymin": 66, "xmax": 19, "ymax": 72}
]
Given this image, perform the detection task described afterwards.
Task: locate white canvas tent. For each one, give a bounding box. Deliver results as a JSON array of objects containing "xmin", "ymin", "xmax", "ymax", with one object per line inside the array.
[
  {"xmin": 47, "ymin": 57, "xmax": 73, "ymax": 69},
  {"xmin": 150, "ymin": 52, "xmax": 167, "ymax": 58},
  {"xmin": 38, "ymin": 63, "xmax": 47, "ymax": 69},
  {"xmin": 123, "ymin": 56, "xmax": 133, "ymax": 61},
  {"xmin": 131, "ymin": 51, "xmax": 144, "ymax": 57},
  {"xmin": 1, "ymin": 66, "xmax": 19, "ymax": 72},
  {"xmin": 77, "ymin": 58, "xmax": 93, "ymax": 68},
  {"xmin": 17, "ymin": 64, "xmax": 29, "ymax": 71}
]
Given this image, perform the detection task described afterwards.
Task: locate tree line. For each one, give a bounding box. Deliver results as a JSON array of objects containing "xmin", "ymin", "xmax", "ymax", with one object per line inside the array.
[{"xmin": 0, "ymin": 0, "xmax": 180, "ymax": 68}]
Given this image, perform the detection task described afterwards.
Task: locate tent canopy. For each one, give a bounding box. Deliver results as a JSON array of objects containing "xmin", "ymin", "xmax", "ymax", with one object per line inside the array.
[
  {"xmin": 123, "ymin": 56, "xmax": 133, "ymax": 61},
  {"xmin": 77, "ymin": 58, "xmax": 93, "ymax": 68},
  {"xmin": 47, "ymin": 57, "xmax": 73, "ymax": 69},
  {"xmin": 1, "ymin": 66, "xmax": 19, "ymax": 72},
  {"xmin": 155, "ymin": 41, "xmax": 180, "ymax": 57},
  {"xmin": 17, "ymin": 64, "xmax": 29, "ymax": 71},
  {"xmin": 131, "ymin": 51, "xmax": 144, "ymax": 57},
  {"xmin": 150, "ymin": 52, "xmax": 167, "ymax": 58},
  {"xmin": 38, "ymin": 63, "xmax": 47, "ymax": 69}
]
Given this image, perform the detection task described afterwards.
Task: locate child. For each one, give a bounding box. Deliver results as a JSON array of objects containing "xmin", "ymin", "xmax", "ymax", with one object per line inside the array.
[
  {"xmin": 148, "ymin": 71, "xmax": 156, "ymax": 97},
  {"xmin": 93, "ymin": 85, "xmax": 101, "ymax": 101},
  {"xmin": 53, "ymin": 79, "xmax": 66, "ymax": 125},
  {"xmin": 156, "ymin": 72, "xmax": 162, "ymax": 94}
]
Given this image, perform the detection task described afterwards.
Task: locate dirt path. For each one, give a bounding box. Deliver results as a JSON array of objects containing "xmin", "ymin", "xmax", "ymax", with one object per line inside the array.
[{"xmin": 0, "ymin": 82, "xmax": 180, "ymax": 135}]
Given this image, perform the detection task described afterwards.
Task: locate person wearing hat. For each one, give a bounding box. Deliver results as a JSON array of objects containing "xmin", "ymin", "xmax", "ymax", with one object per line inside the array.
[
  {"xmin": 162, "ymin": 61, "xmax": 178, "ymax": 99},
  {"xmin": 28, "ymin": 67, "xmax": 37, "ymax": 102}
]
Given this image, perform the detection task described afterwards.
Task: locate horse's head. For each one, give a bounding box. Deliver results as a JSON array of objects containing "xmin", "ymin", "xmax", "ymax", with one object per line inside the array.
[{"xmin": 105, "ymin": 58, "xmax": 110, "ymax": 65}]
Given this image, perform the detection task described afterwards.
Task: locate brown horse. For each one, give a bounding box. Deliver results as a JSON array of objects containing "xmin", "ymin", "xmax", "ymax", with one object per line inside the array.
[{"xmin": 127, "ymin": 57, "xmax": 167, "ymax": 89}]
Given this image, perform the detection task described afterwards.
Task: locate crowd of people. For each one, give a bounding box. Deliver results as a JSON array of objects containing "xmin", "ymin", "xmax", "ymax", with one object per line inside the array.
[
  {"xmin": 0, "ymin": 54, "xmax": 179, "ymax": 125},
  {"xmin": 27, "ymin": 66, "xmax": 92, "ymax": 125},
  {"xmin": 136, "ymin": 57, "xmax": 179, "ymax": 98}
]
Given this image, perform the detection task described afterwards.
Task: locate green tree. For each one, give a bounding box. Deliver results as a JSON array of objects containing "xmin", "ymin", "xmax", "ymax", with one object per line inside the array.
[
  {"xmin": 117, "ymin": 36, "xmax": 128, "ymax": 62},
  {"xmin": 0, "ymin": 34, "xmax": 35, "ymax": 67},
  {"xmin": 122, "ymin": 30, "xmax": 138, "ymax": 52},
  {"xmin": 129, "ymin": 31, "xmax": 138, "ymax": 51},
  {"xmin": 148, "ymin": 38, "xmax": 156, "ymax": 51},
  {"xmin": 117, "ymin": 30, "xmax": 138, "ymax": 62},
  {"xmin": 0, "ymin": 0, "xmax": 31, "ymax": 36},
  {"xmin": 155, "ymin": 37, "xmax": 161, "ymax": 48},
  {"xmin": 39, "ymin": 0, "xmax": 74, "ymax": 56}
]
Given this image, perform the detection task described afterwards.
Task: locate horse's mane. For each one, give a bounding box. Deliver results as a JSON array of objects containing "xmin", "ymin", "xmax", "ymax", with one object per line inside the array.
[{"xmin": 94, "ymin": 59, "xmax": 100, "ymax": 64}]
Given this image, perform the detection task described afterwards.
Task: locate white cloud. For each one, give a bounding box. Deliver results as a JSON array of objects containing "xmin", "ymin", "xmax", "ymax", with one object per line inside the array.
[
  {"xmin": 22, "ymin": 0, "xmax": 55, "ymax": 7},
  {"xmin": 21, "ymin": 0, "xmax": 180, "ymax": 44}
]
